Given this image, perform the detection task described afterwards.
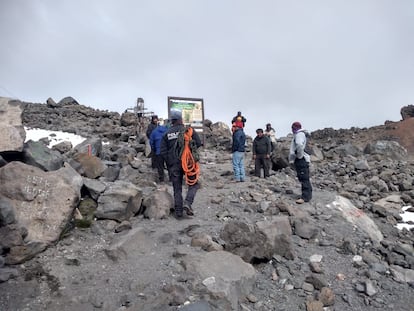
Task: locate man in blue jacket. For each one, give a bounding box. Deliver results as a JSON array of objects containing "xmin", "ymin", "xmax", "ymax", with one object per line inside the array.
[
  {"xmin": 231, "ymin": 121, "xmax": 246, "ymax": 182},
  {"xmin": 150, "ymin": 124, "xmax": 167, "ymax": 182},
  {"xmin": 146, "ymin": 115, "xmax": 159, "ymax": 168}
]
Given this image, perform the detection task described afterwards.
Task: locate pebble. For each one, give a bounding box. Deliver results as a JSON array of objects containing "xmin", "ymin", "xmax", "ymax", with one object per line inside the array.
[
  {"xmin": 309, "ymin": 254, "xmax": 323, "ymax": 263},
  {"xmin": 246, "ymin": 293, "xmax": 258, "ymax": 303}
]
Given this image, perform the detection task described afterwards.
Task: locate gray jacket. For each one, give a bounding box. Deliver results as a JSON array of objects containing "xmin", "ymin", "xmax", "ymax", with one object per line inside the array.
[{"xmin": 289, "ymin": 130, "xmax": 310, "ymax": 163}]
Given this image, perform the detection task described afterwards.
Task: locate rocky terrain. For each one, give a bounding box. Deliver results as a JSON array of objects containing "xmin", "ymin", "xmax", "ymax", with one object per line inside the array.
[{"xmin": 0, "ymin": 96, "xmax": 414, "ymax": 311}]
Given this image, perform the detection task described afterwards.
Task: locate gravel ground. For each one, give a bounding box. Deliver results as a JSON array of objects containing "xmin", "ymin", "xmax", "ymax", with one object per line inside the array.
[{"xmin": 1, "ymin": 150, "xmax": 413, "ymax": 311}]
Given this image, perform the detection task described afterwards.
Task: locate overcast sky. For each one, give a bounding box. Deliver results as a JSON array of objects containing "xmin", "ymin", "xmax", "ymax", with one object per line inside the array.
[{"xmin": 1, "ymin": 1, "xmax": 413, "ymax": 137}]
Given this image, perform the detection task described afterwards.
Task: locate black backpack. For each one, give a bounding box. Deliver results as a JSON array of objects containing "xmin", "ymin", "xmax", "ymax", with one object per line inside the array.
[
  {"xmin": 173, "ymin": 126, "xmax": 200, "ymax": 162},
  {"xmin": 304, "ymin": 131, "xmax": 313, "ymax": 155}
]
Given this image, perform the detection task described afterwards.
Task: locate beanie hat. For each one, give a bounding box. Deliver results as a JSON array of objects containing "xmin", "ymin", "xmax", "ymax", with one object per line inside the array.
[
  {"xmin": 170, "ymin": 110, "xmax": 182, "ymax": 121},
  {"xmin": 291, "ymin": 121, "xmax": 302, "ymax": 133}
]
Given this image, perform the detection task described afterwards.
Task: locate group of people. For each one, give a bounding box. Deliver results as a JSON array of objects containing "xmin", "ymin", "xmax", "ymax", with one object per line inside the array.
[
  {"xmin": 231, "ymin": 111, "xmax": 312, "ymax": 204},
  {"xmin": 146, "ymin": 110, "xmax": 313, "ymax": 221}
]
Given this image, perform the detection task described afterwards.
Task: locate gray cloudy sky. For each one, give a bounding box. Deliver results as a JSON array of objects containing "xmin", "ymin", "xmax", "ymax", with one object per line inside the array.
[{"xmin": 1, "ymin": 0, "xmax": 413, "ymax": 137}]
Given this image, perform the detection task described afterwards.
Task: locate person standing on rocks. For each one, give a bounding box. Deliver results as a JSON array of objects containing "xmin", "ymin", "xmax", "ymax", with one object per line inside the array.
[
  {"xmin": 288, "ymin": 121, "xmax": 312, "ymax": 204},
  {"xmin": 252, "ymin": 128, "xmax": 271, "ymax": 178},
  {"xmin": 231, "ymin": 121, "xmax": 246, "ymax": 182},
  {"xmin": 146, "ymin": 115, "xmax": 159, "ymax": 138},
  {"xmin": 264, "ymin": 123, "xmax": 277, "ymax": 152},
  {"xmin": 146, "ymin": 115, "xmax": 159, "ymax": 168},
  {"xmin": 231, "ymin": 111, "xmax": 247, "ymax": 128},
  {"xmin": 149, "ymin": 124, "xmax": 167, "ymax": 183},
  {"xmin": 160, "ymin": 111, "xmax": 202, "ymax": 219}
]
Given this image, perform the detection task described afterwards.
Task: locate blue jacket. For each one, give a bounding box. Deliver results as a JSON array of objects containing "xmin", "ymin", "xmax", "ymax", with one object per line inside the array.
[
  {"xmin": 232, "ymin": 128, "xmax": 246, "ymax": 152},
  {"xmin": 150, "ymin": 125, "xmax": 167, "ymax": 155}
]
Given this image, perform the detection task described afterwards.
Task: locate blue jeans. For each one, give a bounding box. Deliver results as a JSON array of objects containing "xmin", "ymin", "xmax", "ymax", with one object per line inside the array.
[{"xmin": 232, "ymin": 151, "xmax": 245, "ymax": 181}]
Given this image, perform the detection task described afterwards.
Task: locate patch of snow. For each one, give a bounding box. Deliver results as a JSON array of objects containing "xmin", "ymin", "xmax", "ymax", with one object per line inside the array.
[
  {"xmin": 24, "ymin": 127, "xmax": 86, "ymax": 148},
  {"xmin": 396, "ymin": 205, "xmax": 414, "ymax": 230}
]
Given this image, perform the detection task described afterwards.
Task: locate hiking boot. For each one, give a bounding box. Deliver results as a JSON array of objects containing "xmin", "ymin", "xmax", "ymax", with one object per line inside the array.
[
  {"xmin": 183, "ymin": 204, "xmax": 194, "ymax": 216},
  {"xmin": 174, "ymin": 211, "xmax": 193, "ymax": 220},
  {"xmin": 174, "ymin": 208, "xmax": 184, "ymax": 219},
  {"xmin": 295, "ymin": 198, "xmax": 305, "ymax": 204}
]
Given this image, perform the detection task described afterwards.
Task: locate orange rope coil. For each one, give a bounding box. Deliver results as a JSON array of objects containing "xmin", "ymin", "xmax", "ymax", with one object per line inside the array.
[{"xmin": 181, "ymin": 127, "xmax": 200, "ymax": 186}]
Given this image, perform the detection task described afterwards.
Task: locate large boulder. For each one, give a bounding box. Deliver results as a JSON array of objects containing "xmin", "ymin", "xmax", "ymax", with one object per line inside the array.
[
  {"xmin": 326, "ymin": 196, "xmax": 383, "ymax": 243},
  {"xmin": 23, "ymin": 140, "xmax": 64, "ymax": 171},
  {"xmin": 183, "ymin": 250, "xmax": 256, "ymax": 310},
  {"xmin": 270, "ymin": 137, "xmax": 291, "ymax": 170},
  {"xmin": 256, "ymin": 216, "xmax": 295, "ymax": 259},
  {"xmin": 0, "ymin": 162, "xmax": 82, "ymax": 264},
  {"xmin": 400, "ymin": 105, "xmax": 414, "ymax": 120},
  {"xmin": 204, "ymin": 121, "xmax": 232, "ymax": 149},
  {"xmin": 0, "ymin": 196, "xmax": 16, "ymax": 226},
  {"xmin": 57, "ymin": 96, "xmax": 79, "ymax": 106},
  {"xmin": 72, "ymin": 137, "xmax": 102, "ymax": 157},
  {"xmin": 0, "ymin": 98, "xmax": 25, "ymax": 152},
  {"xmin": 0, "ymin": 161, "xmax": 82, "ymax": 243},
  {"xmin": 120, "ymin": 111, "xmax": 138, "ymax": 126},
  {"xmin": 220, "ymin": 220, "xmax": 287, "ymax": 263},
  {"xmin": 71, "ymin": 153, "xmax": 107, "ymax": 179},
  {"xmin": 141, "ymin": 187, "xmax": 173, "ymax": 219},
  {"xmin": 364, "ymin": 140, "xmax": 407, "ymax": 161},
  {"xmin": 95, "ymin": 180, "xmax": 143, "ymax": 221}
]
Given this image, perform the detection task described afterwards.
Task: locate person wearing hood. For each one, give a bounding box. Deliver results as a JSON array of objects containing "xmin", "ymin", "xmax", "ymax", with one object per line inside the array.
[
  {"xmin": 146, "ymin": 115, "xmax": 159, "ymax": 138},
  {"xmin": 160, "ymin": 111, "xmax": 202, "ymax": 219},
  {"xmin": 264, "ymin": 123, "xmax": 277, "ymax": 152},
  {"xmin": 288, "ymin": 121, "xmax": 312, "ymax": 204},
  {"xmin": 149, "ymin": 124, "xmax": 167, "ymax": 182},
  {"xmin": 146, "ymin": 115, "xmax": 159, "ymax": 168}
]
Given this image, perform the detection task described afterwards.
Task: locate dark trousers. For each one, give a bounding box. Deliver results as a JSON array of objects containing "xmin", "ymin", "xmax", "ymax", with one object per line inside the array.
[
  {"xmin": 154, "ymin": 154, "xmax": 165, "ymax": 182},
  {"xmin": 169, "ymin": 163, "xmax": 200, "ymax": 212},
  {"xmin": 151, "ymin": 151, "xmax": 156, "ymax": 168},
  {"xmin": 255, "ymin": 154, "xmax": 270, "ymax": 178},
  {"xmin": 294, "ymin": 158, "xmax": 312, "ymax": 201}
]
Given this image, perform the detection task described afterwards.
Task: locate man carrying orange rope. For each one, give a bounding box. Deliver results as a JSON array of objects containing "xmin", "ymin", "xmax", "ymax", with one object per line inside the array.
[{"xmin": 160, "ymin": 110, "xmax": 202, "ymax": 219}]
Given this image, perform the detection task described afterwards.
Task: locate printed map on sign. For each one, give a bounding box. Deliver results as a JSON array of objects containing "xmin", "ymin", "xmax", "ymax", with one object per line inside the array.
[{"xmin": 168, "ymin": 97, "xmax": 204, "ymax": 133}]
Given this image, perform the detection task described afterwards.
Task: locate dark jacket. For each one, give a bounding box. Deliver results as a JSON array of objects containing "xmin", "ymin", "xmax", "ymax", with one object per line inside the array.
[
  {"xmin": 232, "ymin": 128, "xmax": 246, "ymax": 153},
  {"xmin": 146, "ymin": 122, "xmax": 158, "ymax": 139},
  {"xmin": 253, "ymin": 135, "xmax": 271, "ymax": 155},
  {"xmin": 160, "ymin": 124, "xmax": 202, "ymax": 166},
  {"xmin": 149, "ymin": 125, "xmax": 167, "ymax": 155}
]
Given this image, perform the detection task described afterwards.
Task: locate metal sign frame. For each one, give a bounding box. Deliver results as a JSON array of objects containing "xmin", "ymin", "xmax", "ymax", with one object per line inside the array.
[{"xmin": 167, "ymin": 96, "xmax": 204, "ymax": 134}]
